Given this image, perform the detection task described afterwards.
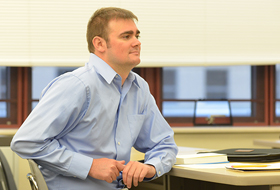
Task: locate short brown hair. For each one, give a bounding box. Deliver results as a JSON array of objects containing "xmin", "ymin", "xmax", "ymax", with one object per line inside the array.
[{"xmin": 86, "ymin": 7, "xmax": 138, "ymax": 53}]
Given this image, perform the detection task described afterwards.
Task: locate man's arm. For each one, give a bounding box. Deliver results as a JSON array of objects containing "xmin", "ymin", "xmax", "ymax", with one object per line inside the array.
[{"xmin": 11, "ymin": 74, "xmax": 92, "ymax": 179}]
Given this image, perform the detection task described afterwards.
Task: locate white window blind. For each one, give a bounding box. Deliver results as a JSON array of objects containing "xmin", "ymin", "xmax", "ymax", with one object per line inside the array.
[{"xmin": 1, "ymin": 0, "xmax": 280, "ymax": 67}]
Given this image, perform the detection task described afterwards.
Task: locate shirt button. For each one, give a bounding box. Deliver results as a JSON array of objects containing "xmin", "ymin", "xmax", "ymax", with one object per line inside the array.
[
  {"xmin": 158, "ymin": 171, "xmax": 161, "ymax": 175},
  {"xmin": 117, "ymin": 142, "xmax": 121, "ymax": 145}
]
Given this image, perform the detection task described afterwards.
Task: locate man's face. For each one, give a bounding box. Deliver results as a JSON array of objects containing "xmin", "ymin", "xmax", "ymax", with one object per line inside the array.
[{"xmin": 105, "ymin": 18, "xmax": 141, "ymax": 69}]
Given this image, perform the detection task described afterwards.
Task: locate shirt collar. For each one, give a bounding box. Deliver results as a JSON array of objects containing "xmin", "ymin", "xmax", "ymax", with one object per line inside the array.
[
  {"xmin": 88, "ymin": 53, "xmax": 140, "ymax": 88},
  {"xmin": 89, "ymin": 53, "xmax": 116, "ymax": 84},
  {"xmin": 127, "ymin": 71, "xmax": 140, "ymax": 88}
]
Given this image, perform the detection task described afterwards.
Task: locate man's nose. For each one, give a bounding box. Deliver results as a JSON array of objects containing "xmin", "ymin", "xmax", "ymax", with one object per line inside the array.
[{"xmin": 133, "ymin": 36, "xmax": 141, "ymax": 47}]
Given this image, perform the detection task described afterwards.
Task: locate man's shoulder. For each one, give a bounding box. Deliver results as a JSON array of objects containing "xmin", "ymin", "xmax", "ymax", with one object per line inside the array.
[{"xmin": 69, "ymin": 65, "xmax": 98, "ymax": 84}]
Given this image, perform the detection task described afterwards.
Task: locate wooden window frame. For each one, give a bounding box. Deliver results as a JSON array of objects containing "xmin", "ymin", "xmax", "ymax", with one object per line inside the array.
[
  {"xmin": 0, "ymin": 67, "xmax": 25, "ymax": 128},
  {"xmin": 140, "ymin": 66, "xmax": 271, "ymax": 127},
  {"xmin": 0, "ymin": 65, "xmax": 276, "ymax": 128}
]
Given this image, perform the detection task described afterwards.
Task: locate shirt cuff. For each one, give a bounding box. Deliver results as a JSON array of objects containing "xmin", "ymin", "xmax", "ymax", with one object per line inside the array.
[
  {"xmin": 68, "ymin": 153, "xmax": 93, "ymax": 180},
  {"xmin": 144, "ymin": 157, "xmax": 164, "ymax": 178}
]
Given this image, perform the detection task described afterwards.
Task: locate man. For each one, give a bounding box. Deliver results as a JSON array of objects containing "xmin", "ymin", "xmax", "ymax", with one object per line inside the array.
[{"xmin": 11, "ymin": 7, "xmax": 178, "ymax": 190}]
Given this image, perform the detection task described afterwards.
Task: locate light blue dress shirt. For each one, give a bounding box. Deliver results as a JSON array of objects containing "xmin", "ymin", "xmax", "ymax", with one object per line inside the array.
[{"xmin": 11, "ymin": 53, "xmax": 178, "ymax": 190}]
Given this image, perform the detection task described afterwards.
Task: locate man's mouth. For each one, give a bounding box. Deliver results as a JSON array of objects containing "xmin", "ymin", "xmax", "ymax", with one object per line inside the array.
[{"xmin": 130, "ymin": 51, "xmax": 140, "ymax": 55}]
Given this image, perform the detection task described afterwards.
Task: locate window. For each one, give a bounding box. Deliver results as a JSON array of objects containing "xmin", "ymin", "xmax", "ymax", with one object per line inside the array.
[
  {"xmin": 271, "ymin": 65, "xmax": 280, "ymax": 125},
  {"xmin": 0, "ymin": 67, "xmax": 21, "ymax": 127},
  {"xmin": 162, "ymin": 68, "xmax": 176, "ymax": 99},
  {"xmin": 0, "ymin": 67, "xmax": 7, "ymax": 118},
  {"xmin": 0, "ymin": 65, "xmax": 276, "ymax": 128},
  {"xmin": 30, "ymin": 67, "xmax": 78, "ymax": 111},
  {"xmin": 160, "ymin": 65, "xmax": 267, "ymax": 126},
  {"xmin": 206, "ymin": 69, "xmax": 228, "ymax": 99},
  {"xmin": 274, "ymin": 65, "xmax": 280, "ymax": 118}
]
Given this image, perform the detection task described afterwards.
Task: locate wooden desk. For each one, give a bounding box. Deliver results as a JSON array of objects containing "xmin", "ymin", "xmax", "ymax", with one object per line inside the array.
[
  {"xmin": 131, "ymin": 147, "xmax": 280, "ymax": 190},
  {"xmin": 168, "ymin": 164, "xmax": 280, "ymax": 190}
]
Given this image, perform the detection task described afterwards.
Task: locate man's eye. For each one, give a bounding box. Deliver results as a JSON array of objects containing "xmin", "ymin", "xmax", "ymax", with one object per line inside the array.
[
  {"xmin": 123, "ymin": 35, "xmax": 130, "ymax": 39},
  {"xmin": 136, "ymin": 35, "xmax": 141, "ymax": 39}
]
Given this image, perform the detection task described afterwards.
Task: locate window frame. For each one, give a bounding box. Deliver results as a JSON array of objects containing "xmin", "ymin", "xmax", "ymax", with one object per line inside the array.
[
  {"xmin": 141, "ymin": 66, "xmax": 271, "ymax": 127},
  {"xmin": 0, "ymin": 65, "xmax": 277, "ymax": 128},
  {"xmin": 0, "ymin": 67, "xmax": 25, "ymax": 128}
]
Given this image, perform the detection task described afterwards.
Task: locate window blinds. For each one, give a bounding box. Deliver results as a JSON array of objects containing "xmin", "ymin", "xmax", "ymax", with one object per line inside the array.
[{"xmin": 1, "ymin": 0, "xmax": 280, "ymax": 67}]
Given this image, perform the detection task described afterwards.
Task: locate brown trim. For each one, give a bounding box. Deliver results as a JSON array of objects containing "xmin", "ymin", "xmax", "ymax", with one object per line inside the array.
[
  {"xmin": 264, "ymin": 66, "xmax": 270, "ymax": 125},
  {"xmin": 139, "ymin": 68, "xmax": 162, "ymax": 108},
  {"xmin": 270, "ymin": 66, "xmax": 280, "ymax": 126},
  {"xmin": 169, "ymin": 123, "xmax": 193, "ymax": 127},
  {"xmin": 0, "ymin": 67, "xmax": 21, "ymax": 128},
  {"xmin": 269, "ymin": 66, "xmax": 275, "ymax": 125},
  {"xmin": 155, "ymin": 68, "xmax": 162, "ymax": 110},
  {"xmin": 17, "ymin": 68, "xmax": 23, "ymax": 125},
  {"xmin": 22, "ymin": 67, "xmax": 31, "ymax": 120}
]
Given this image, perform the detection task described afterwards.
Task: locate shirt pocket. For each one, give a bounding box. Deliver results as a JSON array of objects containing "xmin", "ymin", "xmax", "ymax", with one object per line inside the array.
[{"xmin": 127, "ymin": 114, "xmax": 146, "ymax": 145}]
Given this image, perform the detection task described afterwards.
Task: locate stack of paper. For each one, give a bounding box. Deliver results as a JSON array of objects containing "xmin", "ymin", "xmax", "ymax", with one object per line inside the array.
[{"xmin": 175, "ymin": 153, "xmax": 228, "ymax": 165}]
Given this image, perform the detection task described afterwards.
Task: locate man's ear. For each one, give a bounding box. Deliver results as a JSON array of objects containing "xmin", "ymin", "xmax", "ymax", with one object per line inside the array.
[{"xmin": 92, "ymin": 36, "xmax": 106, "ymax": 53}]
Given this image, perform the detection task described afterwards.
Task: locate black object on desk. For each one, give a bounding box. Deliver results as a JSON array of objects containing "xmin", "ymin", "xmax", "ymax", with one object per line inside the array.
[{"xmin": 200, "ymin": 148, "xmax": 280, "ymax": 162}]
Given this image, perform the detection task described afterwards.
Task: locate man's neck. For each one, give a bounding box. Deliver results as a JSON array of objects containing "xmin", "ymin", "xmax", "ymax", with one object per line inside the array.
[
  {"xmin": 93, "ymin": 53, "xmax": 135, "ymax": 85},
  {"xmin": 111, "ymin": 65, "xmax": 132, "ymax": 85}
]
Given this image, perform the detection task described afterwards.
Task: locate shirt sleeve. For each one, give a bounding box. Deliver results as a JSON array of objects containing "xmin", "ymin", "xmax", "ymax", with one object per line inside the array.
[
  {"xmin": 133, "ymin": 84, "xmax": 178, "ymax": 178},
  {"xmin": 10, "ymin": 73, "xmax": 93, "ymax": 180}
]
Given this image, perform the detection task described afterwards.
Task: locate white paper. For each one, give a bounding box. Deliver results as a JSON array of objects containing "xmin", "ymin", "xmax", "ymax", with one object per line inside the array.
[{"xmin": 176, "ymin": 163, "xmax": 230, "ymax": 169}]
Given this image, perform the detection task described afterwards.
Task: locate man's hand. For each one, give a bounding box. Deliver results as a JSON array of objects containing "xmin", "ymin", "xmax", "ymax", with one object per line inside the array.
[
  {"xmin": 88, "ymin": 158, "xmax": 125, "ymax": 183},
  {"xmin": 122, "ymin": 161, "xmax": 156, "ymax": 189}
]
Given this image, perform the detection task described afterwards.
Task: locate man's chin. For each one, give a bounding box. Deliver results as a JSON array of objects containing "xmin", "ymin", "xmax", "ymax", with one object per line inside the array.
[
  {"xmin": 129, "ymin": 57, "xmax": 140, "ymax": 65},
  {"xmin": 133, "ymin": 59, "xmax": 141, "ymax": 66}
]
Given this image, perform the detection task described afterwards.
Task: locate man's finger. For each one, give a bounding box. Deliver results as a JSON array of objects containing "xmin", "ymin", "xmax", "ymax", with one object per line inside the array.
[
  {"xmin": 133, "ymin": 167, "xmax": 143, "ymax": 187},
  {"xmin": 138, "ymin": 167, "xmax": 147, "ymax": 182},
  {"xmin": 116, "ymin": 160, "xmax": 126, "ymax": 171},
  {"xmin": 123, "ymin": 161, "xmax": 137, "ymax": 188},
  {"xmin": 121, "ymin": 161, "xmax": 132, "ymax": 185}
]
